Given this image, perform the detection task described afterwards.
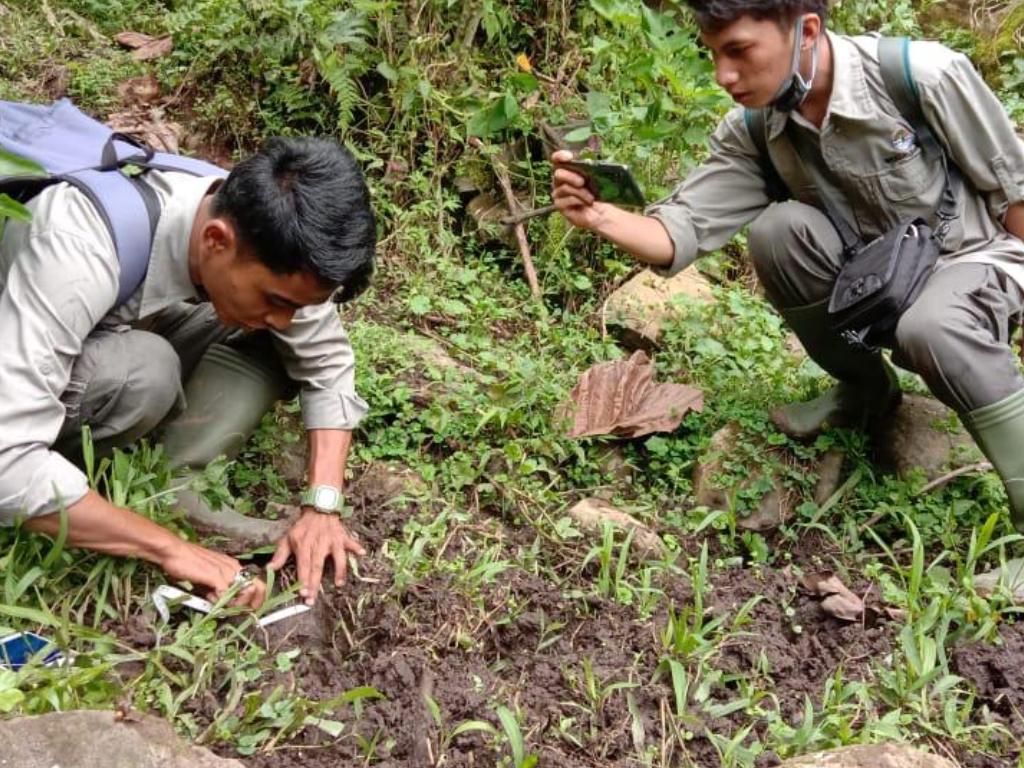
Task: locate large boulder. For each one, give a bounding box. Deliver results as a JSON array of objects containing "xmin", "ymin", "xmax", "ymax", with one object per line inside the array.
[
  {"xmin": 872, "ymin": 394, "xmax": 979, "ymax": 480},
  {"xmin": 779, "ymin": 743, "xmax": 955, "ymax": 767},
  {"xmin": 604, "ymin": 267, "xmax": 713, "ymax": 349},
  {"xmin": 0, "ymin": 710, "xmax": 243, "ymax": 768},
  {"xmin": 692, "ymin": 424, "xmax": 844, "ymax": 531}
]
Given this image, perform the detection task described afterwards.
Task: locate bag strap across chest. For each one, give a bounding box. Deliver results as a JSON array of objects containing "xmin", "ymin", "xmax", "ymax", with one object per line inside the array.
[
  {"xmin": 744, "ymin": 36, "xmax": 961, "ymax": 245},
  {"xmin": 0, "ymin": 99, "xmax": 228, "ymax": 307}
]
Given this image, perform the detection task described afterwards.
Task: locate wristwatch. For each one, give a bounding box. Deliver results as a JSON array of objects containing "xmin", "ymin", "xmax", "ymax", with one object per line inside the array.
[{"xmin": 300, "ymin": 484, "xmax": 349, "ymax": 518}]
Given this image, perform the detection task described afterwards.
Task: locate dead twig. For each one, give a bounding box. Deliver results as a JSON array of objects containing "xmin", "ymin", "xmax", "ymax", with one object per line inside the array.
[
  {"xmin": 499, "ymin": 203, "xmax": 556, "ymax": 226},
  {"xmin": 492, "ymin": 158, "xmax": 542, "ymax": 299},
  {"xmin": 916, "ymin": 461, "xmax": 993, "ymax": 496}
]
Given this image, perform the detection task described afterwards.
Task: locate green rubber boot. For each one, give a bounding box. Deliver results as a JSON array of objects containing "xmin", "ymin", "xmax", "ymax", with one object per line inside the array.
[
  {"xmin": 160, "ymin": 343, "xmax": 290, "ymax": 470},
  {"xmin": 963, "ymin": 388, "xmax": 1024, "ymax": 532},
  {"xmin": 770, "ymin": 299, "xmax": 902, "ymax": 439}
]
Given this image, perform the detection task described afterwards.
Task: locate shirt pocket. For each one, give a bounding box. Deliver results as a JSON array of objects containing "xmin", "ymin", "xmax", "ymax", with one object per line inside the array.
[{"xmin": 877, "ymin": 147, "xmax": 943, "ymax": 203}]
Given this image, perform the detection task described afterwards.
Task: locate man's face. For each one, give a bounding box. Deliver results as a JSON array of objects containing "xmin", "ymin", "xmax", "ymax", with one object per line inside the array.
[
  {"xmin": 197, "ymin": 223, "xmax": 334, "ymax": 332},
  {"xmin": 700, "ymin": 15, "xmax": 800, "ymax": 107}
]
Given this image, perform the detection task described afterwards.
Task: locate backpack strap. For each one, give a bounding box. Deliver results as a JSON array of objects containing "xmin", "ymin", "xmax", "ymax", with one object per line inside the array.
[
  {"xmin": 0, "ymin": 99, "xmax": 228, "ymax": 308},
  {"xmin": 877, "ymin": 36, "xmax": 961, "ymax": 236},
  {"xmin": 743, "ymin": 107, "xmax": 790, "ymax": 202},
  {"xmin": 61, "ymin": 170, "xmax": 159, "ymax": 306},
  {"xmin": 877, "ymin": 37, "xmax": 940, "ymax": 162}
]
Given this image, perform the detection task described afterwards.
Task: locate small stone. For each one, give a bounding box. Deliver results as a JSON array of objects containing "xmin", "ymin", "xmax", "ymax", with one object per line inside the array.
[
  {"xmin": 973, "ymin": 557, "xmax": 1024, "ymax": 602},
  {"xmin": 0, "ymin": 710, "xmax": 243, "ymax": 768},
  {"xmin": 779, "ymin": 743, "xmax": 955, "ymax": 767},
  {"xmin": 568, "ymin": 497, "xmax": 665, "ymax": 559},
  {"xmin": 604, "ymin": 268, "xmax": 713, "ymax": 349}
]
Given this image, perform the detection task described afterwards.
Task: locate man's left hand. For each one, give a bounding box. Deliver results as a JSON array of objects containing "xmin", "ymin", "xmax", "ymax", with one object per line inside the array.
[{"xmin": 269, "ymin": 510, "xmax": 366, "ymax": 605}]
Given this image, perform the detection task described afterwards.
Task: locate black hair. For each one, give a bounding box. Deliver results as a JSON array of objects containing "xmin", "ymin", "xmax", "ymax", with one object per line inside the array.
[
  {"xmin": 684, "ymin": 0, "xmax": 828, "ymax": 32},
  {"xmin": 211, "ymin": 137, "xmax": 376, "ymax": 303}
]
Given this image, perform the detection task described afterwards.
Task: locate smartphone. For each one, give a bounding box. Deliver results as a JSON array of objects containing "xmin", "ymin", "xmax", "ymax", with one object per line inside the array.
[
  {"xmin": 0, "ymin": 632, "xmax": 65, "ymax": 670},
  {"xmin": 561, "ymin": 160, "xmax": 647, "ymax": 208}
]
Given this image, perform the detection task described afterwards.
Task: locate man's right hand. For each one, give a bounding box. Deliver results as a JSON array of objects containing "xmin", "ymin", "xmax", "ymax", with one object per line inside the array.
[
  {"xmin": 25, "ymin": 490, "xmax": 266, "ymax": 610},
  {"xmin": 158, "ymin": 539, "xmax": 266, "ymax": 609},
  {"xmin": 551, "ymin": 150, "xmax": 621, "ymax": 232}
]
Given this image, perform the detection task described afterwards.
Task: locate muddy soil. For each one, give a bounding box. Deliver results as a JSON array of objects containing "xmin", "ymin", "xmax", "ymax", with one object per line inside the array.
[
  {"xmin": 109, "ymin": 479, "xmax": 1024, "ymax": 766},
  {"xmin": 210, "ymin": 492, "xmax": 914, "ymax": 768}
]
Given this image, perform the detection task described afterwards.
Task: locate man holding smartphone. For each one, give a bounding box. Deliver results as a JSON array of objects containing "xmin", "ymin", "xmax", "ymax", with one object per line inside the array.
[{"xmin": 552, "ymin": 1, "xmax": 1024, "ymax": 529}]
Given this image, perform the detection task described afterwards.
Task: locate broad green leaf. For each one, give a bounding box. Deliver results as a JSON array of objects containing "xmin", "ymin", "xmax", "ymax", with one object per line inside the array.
[
  {"xmin": 0, "ymin": 194, "xmax": 31, "ymax": 223},
  {"xmin": 0, "ymin": 148, "xmax": 44, "ymax": 178}
]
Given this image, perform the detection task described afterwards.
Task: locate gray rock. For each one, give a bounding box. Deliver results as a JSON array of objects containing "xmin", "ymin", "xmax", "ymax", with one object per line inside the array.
[
  {"xmin": 873, "ymin": 394, "xmax": 978, "ymax": 480},
  {"xmin": 0, "ymin": 710, "xmax": 243, "ymax": 768},
  {"xmin": 779, "ymin": 743, "xmax": 955, "ymax": 768},
  {"xmin": 604, "ymin": 267, "xmax": 713, "ymax": 349},
  {"xmin": 693, "ymin": 426, "xmax": 847, "ymax": 531}
]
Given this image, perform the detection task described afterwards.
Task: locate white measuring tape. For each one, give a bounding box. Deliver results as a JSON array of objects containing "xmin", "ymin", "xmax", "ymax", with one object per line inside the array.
[{"xmin": 151, "ymin": 585, "xmax": 310, "ymax": 628}]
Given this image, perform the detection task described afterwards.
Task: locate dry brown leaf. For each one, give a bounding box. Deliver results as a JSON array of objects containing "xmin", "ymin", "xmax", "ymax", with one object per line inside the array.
[
  {"xmin": 106, "ymin": 108, "xmax": 181, "ymax": 153},
  {"xmin": 562, "ymin": 350, "xmax": 703, "ymax": 439},
  {"xmin": 114, "ymin": 31, "xmax": 173, "ymax": 60},
  {"xmin": 116, "ymin": 75, "xmax": 160, "ymax": 105},
  {"xmin": 800, "ymin": 571, "xmax": 865, "ymax": 622}
]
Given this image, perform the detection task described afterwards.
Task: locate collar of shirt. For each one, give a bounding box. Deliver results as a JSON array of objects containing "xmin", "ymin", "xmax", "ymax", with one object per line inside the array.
[
  {"xmin": 767, "ymin": 31, "xmax": 877, "ymax": 141},
  {"xmin": 137, "ymin": 173, "xmax": 222, "ymax": 319}
]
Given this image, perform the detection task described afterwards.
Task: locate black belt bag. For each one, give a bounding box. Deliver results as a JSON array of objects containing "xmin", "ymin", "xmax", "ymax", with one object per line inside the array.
[
  {"xmin": 827, "ymin": 217, "xmax": 941, "ymax": 349},
  {"xmin": 786, "ymin": 119, "xmax": 961, "ymax": 352}
]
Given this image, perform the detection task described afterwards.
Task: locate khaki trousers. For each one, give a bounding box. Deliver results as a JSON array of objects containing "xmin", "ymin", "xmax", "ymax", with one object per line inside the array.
[{"xmin": 55, "ymin": 302, "xmax": 283, "ymax": 461}]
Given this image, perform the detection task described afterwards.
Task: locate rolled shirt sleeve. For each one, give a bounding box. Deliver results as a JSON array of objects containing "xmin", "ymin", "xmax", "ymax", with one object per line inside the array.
[
  {"xmin": 271, "ymin": 302, "xmax": 368, "ymax": 431},
  {"xmin": 914, "ymin": 44, "xmax": 1024, "ymax": 224},
  {"xmin": 644, "ymin": 107, "xmax": 773, "ymax": 276},
  {"xmin": 0, "ymin": 228, "xmax": 118, "ymax": 524}
]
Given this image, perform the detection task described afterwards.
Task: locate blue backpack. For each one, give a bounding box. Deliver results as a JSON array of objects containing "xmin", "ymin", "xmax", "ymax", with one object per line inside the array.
[{"xmin": 0, "ymin": 99, "xmax": 228, "ymax": 306}]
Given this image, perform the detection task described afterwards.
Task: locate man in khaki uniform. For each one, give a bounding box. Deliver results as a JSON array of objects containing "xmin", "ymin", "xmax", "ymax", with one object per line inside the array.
[
  {"xmin": 0, "ymin": 137, "xmax": 375, "ymax": 607},
  {"xmin": 552, "ymin": 1, "xmax": 1024, "ymax": 528}
]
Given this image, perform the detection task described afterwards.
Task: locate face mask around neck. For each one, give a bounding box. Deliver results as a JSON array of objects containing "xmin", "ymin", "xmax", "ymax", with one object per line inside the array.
[{"xmin": 770, "ymin": 15, "xmax": 820, "ymax": 111}]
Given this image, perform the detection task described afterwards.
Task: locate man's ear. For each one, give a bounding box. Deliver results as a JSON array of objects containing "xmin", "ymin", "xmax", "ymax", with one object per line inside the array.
[
  {"xmin": 800, "ymin": 12, "xmax": 822, "ymax": 49},
  {"xmin": 202, "ymin": 218, "xmax": 237, "ymax": 257}
]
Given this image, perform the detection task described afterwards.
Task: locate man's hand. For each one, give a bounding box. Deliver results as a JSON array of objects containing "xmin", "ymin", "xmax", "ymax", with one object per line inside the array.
[
  {"xmin": 25, "ymin": 490, "xmax": 266, "ymax": 609},
  {"xmin": 551, "ymin": 150, "xmax": 618, "ymax": 231},
  {"xmin": 159, "ymin": 539, "xmax": 266, "ymax": 609},
  {"xmin": 269, "ymin": 510, "xmax": 366, "ymax": 605}
]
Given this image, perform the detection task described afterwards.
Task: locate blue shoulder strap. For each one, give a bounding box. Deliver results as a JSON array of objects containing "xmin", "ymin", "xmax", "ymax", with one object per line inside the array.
[{"xmin": 0, "ymin": 99, "xmax": 227, "ymax": 307}]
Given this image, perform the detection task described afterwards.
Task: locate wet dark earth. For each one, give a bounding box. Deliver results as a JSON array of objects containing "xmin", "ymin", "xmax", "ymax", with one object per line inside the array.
[{"xmin": 118, "ymin": 477, "xmax": 1024, "ymax": 767}]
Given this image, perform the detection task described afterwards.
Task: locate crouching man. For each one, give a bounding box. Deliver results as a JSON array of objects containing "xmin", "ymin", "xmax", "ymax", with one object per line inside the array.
[
  {"xmin": 0, "ymin": 136, "xmax": 376, "ymax": 607},
  {"xmin": 552, "ymin": 2, "xmax": 1024, "ymax": 527}
]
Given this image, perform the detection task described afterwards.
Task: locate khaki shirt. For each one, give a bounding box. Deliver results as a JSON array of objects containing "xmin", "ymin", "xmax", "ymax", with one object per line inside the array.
[
  {"xmin": 0, "ymin": 170, "xmax": 367, "ymax": 522},
  {"xmin": 647, "ymin": 32, "xmax": 1024, "ymax": 284}
]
